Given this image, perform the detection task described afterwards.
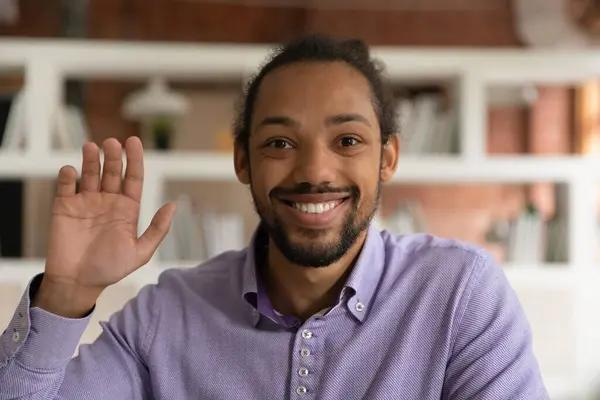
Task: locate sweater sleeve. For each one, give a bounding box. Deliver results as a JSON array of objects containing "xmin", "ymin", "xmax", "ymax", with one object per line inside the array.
[{"xmin": 0, "ymin": 273, "xmax": 158, "ymax": 400}]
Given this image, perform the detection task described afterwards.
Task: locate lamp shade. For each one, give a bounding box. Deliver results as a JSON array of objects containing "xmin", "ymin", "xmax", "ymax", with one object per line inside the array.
[{"xmin": 122, "ymin": 77, "xmax": 189, "ymax": 120}]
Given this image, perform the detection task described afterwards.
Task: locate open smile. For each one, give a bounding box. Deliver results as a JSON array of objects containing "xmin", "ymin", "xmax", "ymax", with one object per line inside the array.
[
  {"xmin": 278, "ymin": 195, "xmax": 351, "ymax": 228},
  {"xmin": 284, "ymin": 199, "xmax": 347, "ymax": 214}
]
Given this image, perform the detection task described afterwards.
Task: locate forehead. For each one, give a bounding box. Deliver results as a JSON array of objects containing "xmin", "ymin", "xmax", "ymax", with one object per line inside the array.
[{"xmin": 252, "ymin": 61, "xmax": 376, "ymax": 121}]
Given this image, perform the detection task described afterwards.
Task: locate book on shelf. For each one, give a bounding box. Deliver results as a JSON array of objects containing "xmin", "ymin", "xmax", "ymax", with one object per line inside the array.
[
  {"xmin": 505, "ymin": 203, "xmax": 547, "ymax": 264},
  {"xmin": 159, "ymin": 194, "xmax": 245, "ymax": 264},
  {"xmin": 397, "ymin": 93, "xmax": 457, "ymax": 155},
  {"xmin": 487, "ymin": 202, "xmax": 567, "ymax": 265},
  {"xmin": 202, "ymin": 212, "xmax": 244, "ymax": 259},
  {"xmin": 159, "ymin": 194, "xmax": 206, "ymax": 263}
]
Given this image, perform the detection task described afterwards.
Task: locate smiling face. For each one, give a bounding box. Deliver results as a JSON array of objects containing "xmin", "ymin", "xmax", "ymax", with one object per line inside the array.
[{"xmin": 235, "ymin": 61, "xmax": 398, "ymax": 267}]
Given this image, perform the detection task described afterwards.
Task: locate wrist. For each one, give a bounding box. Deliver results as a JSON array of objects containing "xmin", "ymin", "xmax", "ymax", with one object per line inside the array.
[{"xmin": 31, "ymin": 277, "xmax": 103, "ymax": 318}]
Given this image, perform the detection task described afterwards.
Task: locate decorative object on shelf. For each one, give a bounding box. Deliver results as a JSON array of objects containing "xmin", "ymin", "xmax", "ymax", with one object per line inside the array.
[
  {"xmin": 122, "ymin": 77, "xmax": 189, "ymax": 150},
  {"xmin": 150, "ymin": 116, "xmax": 174, "ymax": 151},
  {"xmin": 513, "ymin": 0, "xmax": 600, "ymax": 47}
]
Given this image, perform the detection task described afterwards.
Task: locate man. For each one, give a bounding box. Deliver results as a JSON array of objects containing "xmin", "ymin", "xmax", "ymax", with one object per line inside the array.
[{"xmin": 0, "ymin": 34, "xmax": 548, "ymax": 399}]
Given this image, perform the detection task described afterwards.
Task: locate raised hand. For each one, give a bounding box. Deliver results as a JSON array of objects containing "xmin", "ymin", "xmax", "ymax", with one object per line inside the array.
[{"xmin": 33, "ymin": 136, "xmax": 176, "ymax": 317}]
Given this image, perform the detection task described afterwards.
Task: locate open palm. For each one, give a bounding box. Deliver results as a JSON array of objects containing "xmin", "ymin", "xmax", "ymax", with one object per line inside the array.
[{"xmin": 44, "ymin": 137, "xmax": 176, "ymax": 291}]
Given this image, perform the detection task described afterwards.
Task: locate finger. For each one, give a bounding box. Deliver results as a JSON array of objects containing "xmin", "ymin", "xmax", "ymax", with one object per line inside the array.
[
  {"xmin": 135, "ymin": 202, "xmax": 177, "ymax": 267},
  {"xmin": 56, "ymin": 165, "xmax": 78, "ymax": 197},
  {"xmin": 123, "ymin": 136, "xmax": 144, "ymax": 202},
  {"xmin": 79, "ymin": 142, "xmax": 100, "ymax": 192},
  {"xmin": 100, "ymin": 138, "xmax": 123, "ymax": 194}
]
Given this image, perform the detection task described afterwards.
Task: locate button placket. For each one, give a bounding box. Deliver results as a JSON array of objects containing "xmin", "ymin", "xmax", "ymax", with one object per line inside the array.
[
  {"xmin": 298, "ymin": 328, "xmax": 312, "ymax": 394},
  {"xmin": 291, "ymin": 322, "xmax": 322, "ymax": 398}
]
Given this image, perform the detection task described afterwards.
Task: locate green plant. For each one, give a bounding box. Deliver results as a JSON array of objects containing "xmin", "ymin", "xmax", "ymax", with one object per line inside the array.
[{"xmin": 150, "ymin": 116, "xmax": 173, "ymax": 150}]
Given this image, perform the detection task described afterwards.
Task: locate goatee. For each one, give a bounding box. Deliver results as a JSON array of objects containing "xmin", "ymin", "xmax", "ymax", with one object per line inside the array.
[{"xmin": 251, "ymin": 181, "xmax": 380, "ymax": 268}]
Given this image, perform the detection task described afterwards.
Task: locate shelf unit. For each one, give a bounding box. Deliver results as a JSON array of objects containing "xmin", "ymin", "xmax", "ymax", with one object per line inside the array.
[{"xmin": 1, "ymin": 39, "xmax": 600, "ymax": 399}]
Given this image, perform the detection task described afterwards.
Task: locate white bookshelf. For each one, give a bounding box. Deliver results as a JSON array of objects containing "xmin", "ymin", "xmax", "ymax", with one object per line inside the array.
[{"xmin": 1, "ymin": 39, "xmax": 600, "ymax": 399}]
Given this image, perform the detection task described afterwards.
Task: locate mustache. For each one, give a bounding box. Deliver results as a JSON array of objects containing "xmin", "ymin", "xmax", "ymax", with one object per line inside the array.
[{"xmin": 270, "ymin": 182, "xmax": 359, "ymax": 198}]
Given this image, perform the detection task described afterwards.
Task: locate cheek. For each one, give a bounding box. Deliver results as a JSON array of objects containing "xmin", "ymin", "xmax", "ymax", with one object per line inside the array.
[
  {"xmin": 250, "ymin": 160, "xmax": 288, "ymax": 200},
  {"xmin": 347, "ymin": 162, "xmax": 379, "ymax": 193}
]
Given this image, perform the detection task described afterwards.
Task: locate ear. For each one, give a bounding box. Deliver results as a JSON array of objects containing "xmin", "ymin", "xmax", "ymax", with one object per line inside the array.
[
  {"xmin": 380, "ymin": 135, "xmax": 399, "ymax": 182},
  {"xmin": 234, "ymin": 141, "xmax": 250, "ymax": 185}
]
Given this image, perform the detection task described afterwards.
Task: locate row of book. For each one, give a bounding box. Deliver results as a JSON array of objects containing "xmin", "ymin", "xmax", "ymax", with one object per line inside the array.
[
  {"xmin": 158, "ymin": 195, "xmax": 245, "ymax": 263},
  {"xmin": 397, "ymin": 94, "xmax": 458, "ymax": 155},
  {"xmin": 158, "ymin": 193, "xmax": 570, "ymax": 266}
]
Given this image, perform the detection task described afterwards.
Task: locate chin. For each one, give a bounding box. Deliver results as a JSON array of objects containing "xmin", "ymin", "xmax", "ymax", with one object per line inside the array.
[{"xmin": 289, "ymin": 224, "xmax": 340, "ymax": 239}]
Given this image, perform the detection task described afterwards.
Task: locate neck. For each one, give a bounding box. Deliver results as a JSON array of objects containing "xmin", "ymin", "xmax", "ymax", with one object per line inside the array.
[{"xmin": 262, "ymin": 230, "xmax": 368, "ymax": 321}]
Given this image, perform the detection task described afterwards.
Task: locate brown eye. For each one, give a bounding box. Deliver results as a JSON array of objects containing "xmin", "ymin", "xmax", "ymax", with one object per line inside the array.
[
  {"xmin": 340, "ymin": 137, "xmax": 359, "ymax": 147},
  {"xmin": 267, "ymin": 139, "xmax": 293, "ymax": 149}
]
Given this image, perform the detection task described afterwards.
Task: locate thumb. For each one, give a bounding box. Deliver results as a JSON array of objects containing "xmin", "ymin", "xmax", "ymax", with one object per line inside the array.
[{"xmin": 135, "ymin": 201, "xmax": 177, "ymax": 267}]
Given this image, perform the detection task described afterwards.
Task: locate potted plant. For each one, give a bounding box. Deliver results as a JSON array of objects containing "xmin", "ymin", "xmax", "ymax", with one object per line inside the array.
[{"xmin": 150, "ymin": 116, "xmax": 174, "ymax": 150}]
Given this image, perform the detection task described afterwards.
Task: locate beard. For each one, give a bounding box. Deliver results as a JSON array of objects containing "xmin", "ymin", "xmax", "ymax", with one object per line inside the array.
[{"xmin": 250, "ymin": 180, "xmax": 381, "ymax": 268}]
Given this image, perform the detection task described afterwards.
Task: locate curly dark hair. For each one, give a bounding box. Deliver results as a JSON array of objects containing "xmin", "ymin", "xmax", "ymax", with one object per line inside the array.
[{"xmin": 233, "ymin": 34, "xmax": 399, "ymax": 151}]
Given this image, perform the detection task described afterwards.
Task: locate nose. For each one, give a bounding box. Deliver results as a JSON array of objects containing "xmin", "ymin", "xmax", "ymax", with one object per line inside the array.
[{"xmin": 293, "ymin": 142, "xmax": 337, "ymax": 186}]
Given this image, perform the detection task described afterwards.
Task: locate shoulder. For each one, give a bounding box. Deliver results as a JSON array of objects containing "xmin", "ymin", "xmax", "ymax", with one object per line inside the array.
[
  {"xmin": 381, "ymin": 230, "xmax": 496, "ymax": 274},
  {"xmin": 378, "ymin": 230, "xmax": 502, "ymax": 300}
]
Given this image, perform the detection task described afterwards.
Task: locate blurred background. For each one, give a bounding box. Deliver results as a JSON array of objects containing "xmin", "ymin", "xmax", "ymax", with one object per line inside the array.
[{"xmin": 2, "ymin": 0, "xmax": 600, "ymax": 398}]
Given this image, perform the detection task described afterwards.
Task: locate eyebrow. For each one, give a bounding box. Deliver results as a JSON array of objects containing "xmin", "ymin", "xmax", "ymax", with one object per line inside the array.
[
  {"xmin": 257, "ymin": 116, "xmax": 298, "ymax": 129},
  {"xmin": 326, "ymin": 113, "xmax": 371, "ymax": 127},
  {"xmin": 256, "ymin": 113, "xmax": 371, "ymax": 130}
]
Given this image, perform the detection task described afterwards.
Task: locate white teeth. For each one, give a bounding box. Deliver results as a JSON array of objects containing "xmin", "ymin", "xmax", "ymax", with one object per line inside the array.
[{"xmin": 293, "ymin": 201, "xmax": 340, "ymax": 214}]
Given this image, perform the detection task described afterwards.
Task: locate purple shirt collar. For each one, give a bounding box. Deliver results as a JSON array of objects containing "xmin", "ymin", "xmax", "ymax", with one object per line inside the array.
[{"xmin": 242, "ymin": 223, "xmax": 386, "ymax": 328}]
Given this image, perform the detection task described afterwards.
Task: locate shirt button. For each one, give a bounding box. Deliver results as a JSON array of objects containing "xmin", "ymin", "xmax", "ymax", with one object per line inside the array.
[
  {"xmin": 298, "ymin": 367, "xmax": 309, "ymax": 377},
  {"xmin": 12, "ymin": 331, "xmax": 20, "ymax": 343},
  {"xmin": 355, "ymin": 302, "xmax": 365, "ymax": 312},
  {"xmin": 296, "ymin": 386, "xmax": 307, "ymax": 395},
  {"xmin": 300, "ymin": 348, "xmax": 310, "ymax": 357},
  {"xmin": 301, "ymin": 329, "xmax": 312, "ymax": 339}
]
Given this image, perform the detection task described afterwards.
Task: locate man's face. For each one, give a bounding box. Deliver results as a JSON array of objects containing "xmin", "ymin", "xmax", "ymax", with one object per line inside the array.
[{"xmin": 235, "ymin": 61, "xmax": 398, "ymax": 267}]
